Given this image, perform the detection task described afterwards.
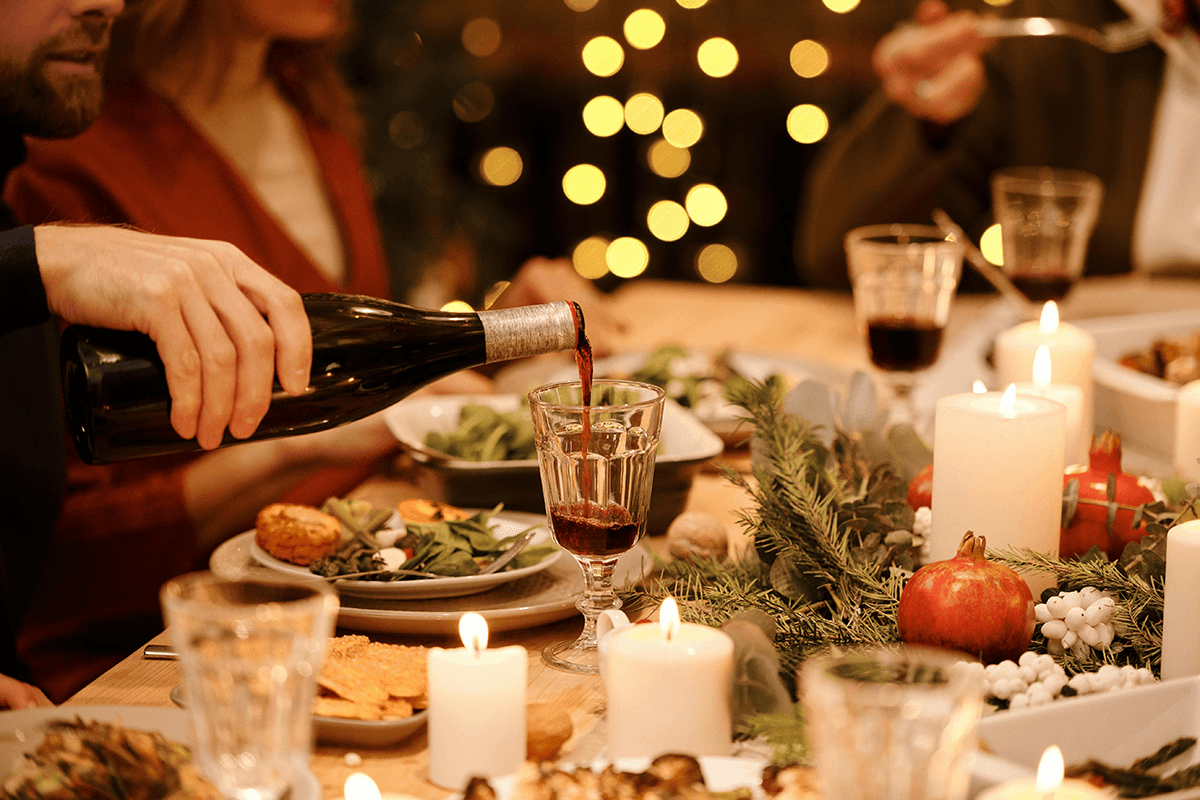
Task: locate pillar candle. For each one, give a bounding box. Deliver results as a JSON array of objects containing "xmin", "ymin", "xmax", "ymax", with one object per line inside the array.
[
  {"xmin": 994, "ymin": 301, "xmax": 1094, "ymax": 449},
  {"xmin": 1014, "ymin": 346, "xmax": 1086, "ymax": 467},
  {"xmin": 1174, "ymin": 380, "xmax": 1200, "ymax": 482},
  {"xmin": 930, "ymin": 386, "xmax": 1066, "ymax": 595},
  {"xmin": 604, "ymin": 597, "xmax": 734, "ymax": 760},
  {"xmin": 428, "ymin": 613, "xmax": 527, "ymax": 789},
  {"xmin": 1161, "ymin": 521, "xmax": 1200, "ymax": 681}
]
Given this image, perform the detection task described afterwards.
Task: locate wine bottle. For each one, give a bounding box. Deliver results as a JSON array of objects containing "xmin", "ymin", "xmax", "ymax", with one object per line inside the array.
[{"xmin": 61, "ymin": 293, "xmax": 583, "ymax": 464}]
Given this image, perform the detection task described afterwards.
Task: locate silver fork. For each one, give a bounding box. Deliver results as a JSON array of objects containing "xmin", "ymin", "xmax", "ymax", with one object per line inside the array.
[{"xmin": 976, "ymin": 16, "xmax": 1154, "ymax": 52}]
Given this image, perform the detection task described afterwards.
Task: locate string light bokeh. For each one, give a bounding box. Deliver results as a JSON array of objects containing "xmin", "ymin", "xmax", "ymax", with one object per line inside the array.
[{"xmin": 345, "ymin": 0, "xmax": 919, "ymax": 307}]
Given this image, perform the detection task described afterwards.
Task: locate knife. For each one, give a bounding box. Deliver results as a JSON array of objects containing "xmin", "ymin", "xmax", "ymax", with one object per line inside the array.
[{"xmin": 142, "ymin": 643, "xmax": 179, "ymax": 660}]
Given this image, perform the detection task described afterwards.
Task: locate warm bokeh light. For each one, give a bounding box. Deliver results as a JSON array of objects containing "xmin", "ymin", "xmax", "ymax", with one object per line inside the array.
[
  {"xmin": 999, "ymin": 384, "xmax": 1018, "ymax": 418},
  {"xmin": 441, "ymin": 300, "xmax": 475, "ymax": 313},
  {"xmin": 696, "ymin": 243, "xmax": 738, "ymax": 283},
  {"xmin": 564, "ymin": 0, "xmax": 599, "ymax": 9},
  {"xmin": 607, "ymin": 237, "xmax": 650, "ymax": 278},
  {"xmin": 824, "ymin": 0, "xmax": 860, "ymax": 12},
  {"xmin": 697, "ymin": 38, "xmax": 738, "ymax": 78},
  {"xmin": 786, "ymin": 104, "xmax": 829, "ymax": 144},
  {"xmin": 452, "ymin": 81, "xmax": 494, "ymax": 123},
  {"xmin": 582, "ymin": 36, "xmax": 625, "ymax": 77},
  {"xmin": 573, "ymin": 236, "xmax": 610, "ymax": 279},
  {"xmin": 625, "ymin": 93, "xmax": 665, "ymax": 134},
  {"xmin": 459, "ymin": 611, "xmax": 489, "ymax": 653},
  {"xmin": 582, "ymin": 95, "xmax": 625, "ymax": 137},
  {"xmin": 659, "ymin": 596, "xmax": 681, "ymax": 640},
  {"xmin": 1039, "ymin": 301, "xmax": 1060, "ymax": 335},
  {"xmin": 790, "ymin": 40, "xmax": 829, "ymax": 78},
  {"xmin": 1036, "ymin": 746, "xmax": 1065, "ymax": 794},
  {"xmin": 981, "ymin": 222, "xmax": 1004, "ymax": 265},
  {"xmin": 461, "ymin": 17, "xmax": 501, "ymax": 57},
  {"xmin": 662, "ymin": 108, "xmax": 704, "ymax": 148},
  {"xmin": 624, "ymin": 9, "xmax": 666, "ymax": 49},
  {"xmin": 676, "ymin": 0, "xmax": 708, "ymax": 7},
  {"xmin": 647, "ymin": 200, "xmax": 690, "ymax": 242},
  {"xmin": 562, "ymin": 164, "xmax": 607, "ymax": 205},
  {"xmin": 984, "ymin": 0, "xmax": 1014, "ymax": 6},
  {"xmin": 479, "ymin": 147, "xmax": 523, "ymax": 186},
  {"xmin": 685, "ymin": 184, "xmax": 727, "ymax": 227},
  {"xmin": 388, "ymin": 111, "xmax": 426, "ymax": 149},
  {"xmin": 647, "ymin": 139, "xmax": 691, "ymax": 178}
]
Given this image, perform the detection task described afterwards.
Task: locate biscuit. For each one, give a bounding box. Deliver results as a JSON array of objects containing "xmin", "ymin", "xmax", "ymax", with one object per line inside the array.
[{"xmin": 255, "ymin": 503, "xmax": 341, "ymax": 566}]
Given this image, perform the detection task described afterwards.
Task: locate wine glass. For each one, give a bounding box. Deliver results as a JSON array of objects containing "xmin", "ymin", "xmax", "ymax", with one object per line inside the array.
[
  {"xmin": 991, "ymin": 166, "xmax": 1103, "ymax": 309},
  {"xmin": 528, "ymin": 379, "xmax": 666, "ymax": 675},
  {"xmin": 845, "ymin": 224, "xmax": 963, "ymax": 431}
]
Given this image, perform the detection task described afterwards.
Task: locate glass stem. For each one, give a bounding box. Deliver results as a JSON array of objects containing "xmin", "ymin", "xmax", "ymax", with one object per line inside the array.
[{"xmin": 574, "ymin": 557, "xmax": 621, "ymax": 649}]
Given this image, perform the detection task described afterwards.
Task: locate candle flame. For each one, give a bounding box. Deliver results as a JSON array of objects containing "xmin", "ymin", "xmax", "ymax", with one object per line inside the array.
[
  {"xmin": 660, "ymin": 596, "xmax": 681, "ymax": 642},
  {"xmin": 459, "ymin": 612, "xmax": 488, "ymax": 656},
  {"xmin": 999, "ymin": 384, "xmax": 1017, "ymax": 419},
  {"xmin": 1035, "ymin": 745, "xmax": 1065, "ymax": 794},
  {"xmin": 1038, "ymin": 301, "xmax": 1060, "ymax": 335},
  {"xmin": 972, "ymin": 379, "xmax": 987, "ymax": 393},
  {"xmin": 1033, "ymin": 345, "xmax": 1053, "ymax": 388},
  {"xmin": 344, "ymin": 772, "xmax": 383, "ymax": 800}
]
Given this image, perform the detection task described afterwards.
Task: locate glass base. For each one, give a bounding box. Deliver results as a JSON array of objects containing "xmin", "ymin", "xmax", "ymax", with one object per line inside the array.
[{"xmin": 542, "ymin": 637, "xmax": 600, "ymax": 675}]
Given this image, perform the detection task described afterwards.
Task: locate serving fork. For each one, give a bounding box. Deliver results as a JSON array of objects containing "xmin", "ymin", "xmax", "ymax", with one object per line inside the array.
[{"xmin": 976, "ymin": 16, "xmax": 1154, "ymax": 52}]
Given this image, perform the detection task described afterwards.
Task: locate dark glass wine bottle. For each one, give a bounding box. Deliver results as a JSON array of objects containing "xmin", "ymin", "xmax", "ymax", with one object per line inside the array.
[{"xmin": 61, "ymin": 293, "xmax": 582, "ymax": 464}]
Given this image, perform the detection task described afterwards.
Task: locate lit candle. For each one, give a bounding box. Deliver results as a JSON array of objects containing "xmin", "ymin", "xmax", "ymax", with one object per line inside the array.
[
  {"xmin": 994, "ymin": 301, "xmax": 1095, "ymax": 451},
  {"xmin": 1161, "ymin": 520, "xmax": 1200, "ymax": 681},
  {"xmin": 427, "ymin": 613, "xmax": 527, "ymax": 789},
  {"xmin": 930, "ymin": 386, "xmax": 1066, "ymax": 596},
  {"xmin": 976, "ymin": 745, "xmax": 1110, "ymax": 800},
  {"xmin": 604, "ymin": 597, "xmax": 734, "ymax": 760},
  {"xmin": 1174, "ymin": 381, "xmax": 1200, "ymax": 482},
  {"xmin": 1014, "ymin": 346, "xmax": 1086, "ymax": 467}
]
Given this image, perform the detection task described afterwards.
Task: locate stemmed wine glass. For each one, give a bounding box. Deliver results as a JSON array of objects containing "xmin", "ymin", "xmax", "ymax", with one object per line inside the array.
[
  {"xmin": 528, "ymin": 379, "xmax": 666, "ymax": 675},
  {"xmin": 845, "ymin": 224, "xmax": 963, "ymax": 431}
]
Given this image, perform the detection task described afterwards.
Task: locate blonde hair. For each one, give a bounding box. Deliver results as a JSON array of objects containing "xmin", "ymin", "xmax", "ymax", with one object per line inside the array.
[{"xmin": 107, "ymin": 0, "xmax": 361, "ymax": 140}]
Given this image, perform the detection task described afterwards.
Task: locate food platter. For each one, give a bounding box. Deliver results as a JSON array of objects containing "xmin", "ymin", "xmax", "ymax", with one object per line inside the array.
[
  {"xmin": 0, "ymin": 705, "xmax": 322, "ymax": 800},
  {"xmin": 213, "ymin": 533, "xmax": 651, "ymax": 636},
  {"xmin": 246, "ymin": 511, "xmax": 562, "ymax": 600}
]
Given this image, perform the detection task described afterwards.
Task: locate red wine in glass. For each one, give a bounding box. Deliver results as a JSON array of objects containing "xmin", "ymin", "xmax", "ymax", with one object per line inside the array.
[
  {"xmin": 866, "ymin": 316, "xmax": 945, "ymax": 372},
  {"xmin": 1008, "ymin": 272, "xmax": 1076, "ymax": 303},
  {"xmin": 550, "ymin": 503, "xmax": 638, "ymax": 557}
]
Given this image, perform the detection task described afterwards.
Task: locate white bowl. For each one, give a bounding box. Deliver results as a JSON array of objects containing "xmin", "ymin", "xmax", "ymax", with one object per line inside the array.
[
  {"xmin": 382, "ymin": 394, "xmax": 724, "ymax": 535},
  {"xmin": 1075, "ymin": 308, "xmax": 1200, "ymax": 463}
]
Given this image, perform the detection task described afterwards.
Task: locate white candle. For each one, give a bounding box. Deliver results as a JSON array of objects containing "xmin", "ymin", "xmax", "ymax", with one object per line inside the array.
[
  {"xmin": 1014, "ymin": 345, "xmax": 1086, "ymax": 467},
  {"xmin": 1161, "ymin": 520, "xmax": 1200, "ymax": 681},
  {"xmin": 427, "ymin": 613, "xmax": 527, "ymax": 789},
  {"xmin": 930, "ymin": 386, "xmax": 1066, "ymax": 596},
  {"xmin": 1174, "ymin": 381, "xmax": 1200, "ymax": 482},
  {"xmin": 976, "ymin": 746, "xmax": 1109, "ymax": 800},
  {"xmin": 994, "ymin": 302, "xmax": 1094, "ymax": 449},
  {"xmin": 604, "ymin": 597, "xmax": 734, "ymax": 760}
]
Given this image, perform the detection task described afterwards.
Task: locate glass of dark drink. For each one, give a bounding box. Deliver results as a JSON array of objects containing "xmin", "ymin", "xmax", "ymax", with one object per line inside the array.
[
  {"xmin": 991, "ymin": 167, "xmax": 1104, "ymax": 310},
  {"xmin": 845, "ymin": 224, "xmax": 963, "ymax": 431},
  {"xmin": 528, "ymin": 379, "xmax": 666, "ymax": 675}
]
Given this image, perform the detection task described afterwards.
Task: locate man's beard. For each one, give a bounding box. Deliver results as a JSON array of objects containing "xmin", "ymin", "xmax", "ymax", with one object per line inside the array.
[{"xmin": 0, "ymin": 18, "xmax": 111, "ymax": 138}]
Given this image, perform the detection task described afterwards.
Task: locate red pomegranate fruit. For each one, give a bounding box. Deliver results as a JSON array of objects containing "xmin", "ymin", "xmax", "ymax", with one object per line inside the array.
[
  {"xmin": 897, "ymin": 531, "xmax": 1035, "ymax": 665},
  {"xmin": 907, "ymin": 463, "xmax": 933, "ymax": 511},
  {"xmin": 1060, "ymin": 430, "xmax": 1156, "ymax": 561}
]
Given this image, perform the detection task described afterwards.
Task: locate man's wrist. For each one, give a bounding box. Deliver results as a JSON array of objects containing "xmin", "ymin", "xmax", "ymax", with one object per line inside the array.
[{"xmin": 0, "ymin": 225, "xmax": 49, "ymax": 335}]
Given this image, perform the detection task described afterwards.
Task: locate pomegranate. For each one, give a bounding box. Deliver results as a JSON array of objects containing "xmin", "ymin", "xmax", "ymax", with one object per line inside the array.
[
  {"xmin": 907, "ymin": 464, "xmax": 933, "ymax": 511},
  {"xmin": 896, "ymin": 531, "xmax": 1035, "ymax": 665},
  {"xmin": 1060, "ymin": 430, "xmax": 1156, "ymax": 561}
]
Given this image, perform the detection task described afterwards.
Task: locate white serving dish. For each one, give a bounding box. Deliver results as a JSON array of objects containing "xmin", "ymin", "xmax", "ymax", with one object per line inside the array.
[
  {"xmin": 1075, "ymin": 308, "xmax": 1200, "ymax": 464},
  {"xmin": 973, "ymin": 676, "xmax": 1200, "ymax": 800},
  {"xmin": 382, "ymin": 394, "xmax": 724, "ymax": 535}
]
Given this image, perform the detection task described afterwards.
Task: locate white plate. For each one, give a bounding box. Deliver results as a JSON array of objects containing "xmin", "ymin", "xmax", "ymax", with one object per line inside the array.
[
  {"xmin": 213, "ymin": 535, "xmax": 651, "ymax": 636},
  {"xmin": 247, "ymin": 512, "xmax": 562, "ymax": 600},
  {"xmin": 0, "ymin": 705, "xmax": 321, "ymax": 800},
  {"xmin": 972, "ymin": 676, "xmax": 1200, "ymax": 800},
  {"xmin": 474, "ymin": 755, "xmax": 769, "ymax": 800}
]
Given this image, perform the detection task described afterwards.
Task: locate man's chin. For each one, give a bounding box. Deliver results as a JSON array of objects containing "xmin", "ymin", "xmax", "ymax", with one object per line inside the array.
[{"xmin": 25, "ymin": 71, "xmax": 104, "ymax": 138}]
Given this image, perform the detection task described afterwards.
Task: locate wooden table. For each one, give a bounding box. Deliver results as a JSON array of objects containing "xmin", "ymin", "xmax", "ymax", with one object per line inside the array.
[{"xmin": 64, "ymin": 275, "xmax": 1200, "ymax": 799}]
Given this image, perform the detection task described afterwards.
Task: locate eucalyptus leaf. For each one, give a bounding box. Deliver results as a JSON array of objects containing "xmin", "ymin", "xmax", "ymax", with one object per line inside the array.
[
  {"xmin": 841, "ymin": 371, "xmax": 879, "ymax": 434},
  {"xmin": 885, "ymin": 424, "xmax": 934, "ymax": 483},
  {"xmin": 769, "ymin": 556, "xmax": 819, "ymax": 602},
  {"xmin": 783, "ymin": 380, "xmax": 836, "ymax": 447}
]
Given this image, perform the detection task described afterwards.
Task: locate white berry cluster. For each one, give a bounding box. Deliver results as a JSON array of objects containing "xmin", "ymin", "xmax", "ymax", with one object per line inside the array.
[
  {"xmin": 1035, "ymin": 587, "xmax": 1117, "ymax": 657},
  {"xmin": 912, "ymin": 507, "xmax": 931, "ymax": 560},
  {"xmin": 978, "ymin": 652, "xmax": 1156, "ymax": 710}
]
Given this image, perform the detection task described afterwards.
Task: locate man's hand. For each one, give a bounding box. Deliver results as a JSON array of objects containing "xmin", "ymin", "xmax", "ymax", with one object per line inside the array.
[
  {"xmin": 34, "ymin": 225, "xmax": 312, "ymax": 449},
  {"xmin": 0, "ymin": 674, "xmax": 52, "ymax": 709},
  {"xmin": 874, "ymin": 0, "xmax": 994, "ymax": 125}
]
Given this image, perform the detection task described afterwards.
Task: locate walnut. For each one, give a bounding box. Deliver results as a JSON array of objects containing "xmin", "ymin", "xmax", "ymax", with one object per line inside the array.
[{"xmin": 666, "ymin": 512, "xmax": 728, "ymax": 562}]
